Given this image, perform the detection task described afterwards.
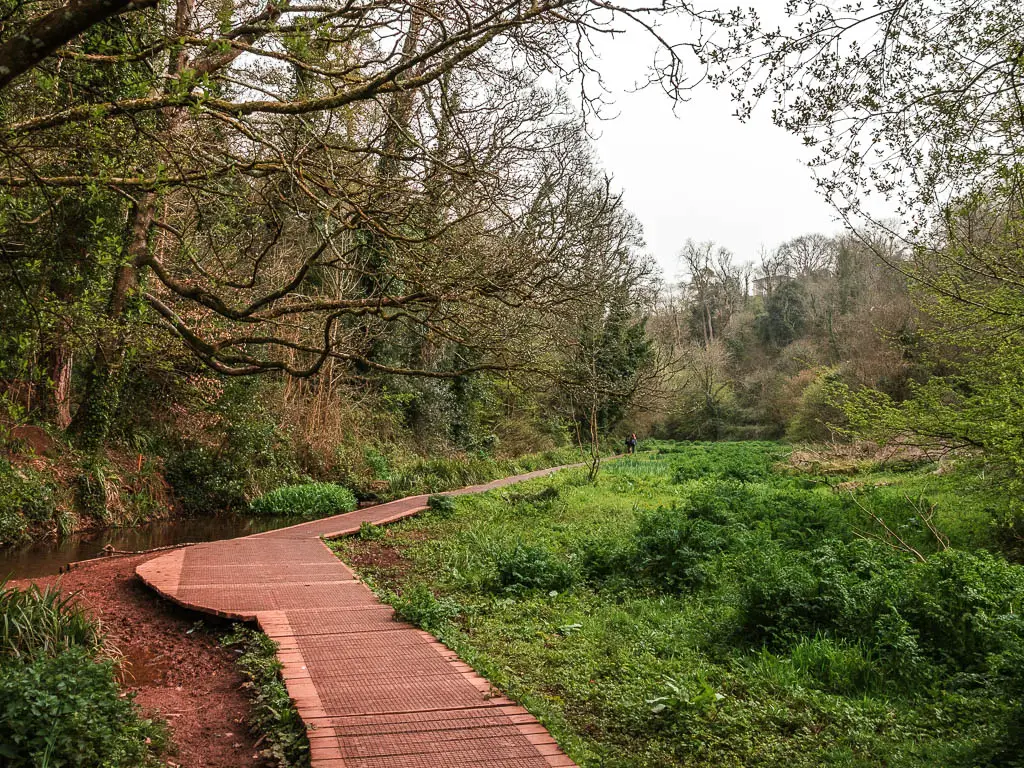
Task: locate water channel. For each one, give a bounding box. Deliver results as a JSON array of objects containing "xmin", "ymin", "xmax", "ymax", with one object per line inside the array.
[{"xmin": 0, "ymin": 514, "xmax": 310, "ymax": 581}]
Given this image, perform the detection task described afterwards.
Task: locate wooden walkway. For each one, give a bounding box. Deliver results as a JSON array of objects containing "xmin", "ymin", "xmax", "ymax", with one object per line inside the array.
[{"xmin": 137, "ymin": 466, "xmax": 581, "ymax": 768}]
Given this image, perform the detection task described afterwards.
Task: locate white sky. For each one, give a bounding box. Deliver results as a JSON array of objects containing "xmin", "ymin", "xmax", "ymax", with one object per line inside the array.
[{"xmin": 587, "ymin": 28, "xmax": 841, "ymax": 282}]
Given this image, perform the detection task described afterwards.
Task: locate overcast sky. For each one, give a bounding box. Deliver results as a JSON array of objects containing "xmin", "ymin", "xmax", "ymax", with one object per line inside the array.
[{"xmin": 587, "ymin": 29, "xmax": 841, "ymax": 282}]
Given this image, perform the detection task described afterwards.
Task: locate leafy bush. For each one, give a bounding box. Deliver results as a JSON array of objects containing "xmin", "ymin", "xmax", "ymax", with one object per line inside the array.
[
  {"xmin": 165, "ymin": 444, "xmax": 248, "ymax": 515},
  {"xmin": 166, "ymin": 382, "xmax": 301, "ymax": 515},
  {"xmin": 249, "ymin": 482, "xmax": 357, "ymax": 519},
  {"xmin": 221, "ymin": 626, "xmax": 310, "ymax": 768},
  {"xmin": 390, "ymin": 583, "xmax": 462, "ymax": 634},
  {"xmin": 576, "ymin": 535, "xmax": 630, "ymax": 584},
  {"xmin": 358, "ymin": 520, "xmax": 385, "ymax": 540},
  {"xmin": 634, "ymin": 506, "xmax": 736, "ymax": 591},
  {"xmin": 0, "ymin": 583, "xmax": 101, "ymax": 660},
  {"xmin": 0, "ymin": 648, "xmax": 165, "ymax": 767},
  {"xmin": 891, "ymin": 548, "xmax": 1024, "ymax": 669},
  {"xmin": 493, "ymin": 543, "xmax": 576, "ymax": 594},
  {"xmin": 633, "ymin": 482, "xmax": 750, "ymax": 590},
  {"xmin": 427, "ymin": 494, "xmax": 457, "ymax": 517},
  {"xmin": 0, "ymin": 508, "xmax": 26, "ymax": 546},
  {"xmin": 738, "ymin": 542, "xmax": 1024, "ymax": 680}
]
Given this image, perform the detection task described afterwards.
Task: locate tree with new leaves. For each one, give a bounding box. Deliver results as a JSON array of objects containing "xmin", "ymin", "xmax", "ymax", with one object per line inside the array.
[{"xmin": 710, "ymin": 0, "xmax": 1024, "ymax": 506}]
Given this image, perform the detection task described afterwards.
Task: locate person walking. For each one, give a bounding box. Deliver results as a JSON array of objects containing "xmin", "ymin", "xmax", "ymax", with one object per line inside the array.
[{"xmin": 625, "ymin": 432, "xmax": 638, "ymax": 454}]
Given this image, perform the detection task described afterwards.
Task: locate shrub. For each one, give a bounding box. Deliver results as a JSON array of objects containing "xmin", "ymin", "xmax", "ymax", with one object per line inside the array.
[
  {"xmin": 986, "ymin": 636, "xmax": 1024, "ymax": 763},
  {"xmin": 249, "ymin": 483, "xmax": 357, "ymax": 519},
  {"xmin": 577, "ymin": 535, "xmax": 630, "ymax": 584},
  {"xmin": 0, "ymin": 508, "xmax": 26, "ymax": 546},
  {"xmin": 737, "ymin": 542, "xmax": 1024, "ymax": 682},
  {"xmin": 737, "ymin": 547, "xmax": 827, "ymax": 643},
  {"xmin": 0, "ymin": 459, "xmax": 56, "ymax": 544},
  {"xmin": 165, "ymin": 445, "xmax": 247, "ymax": 515},
  {"xmin": 891, "ymin": 548, "xmax": 1024, "ymax": 669},
  {"xmin": 427, "ymin": 494, "xmax": 457, "ymax": 518},
  {"xmin": 493, "ymin": 543, "xmax": 575, "ymax": 594},
  {"xmin": 391, "ymin": 583, "xmax": 462, "ymax": 634},
  {"xmin": 634, "ymin": 482, "xmax": 748, "ymax": 591},
  {"xmin": 738, "ymin": 485, "xmax": 858, "ymax": 549},
  {"xmin": 0, "ymin": 648, "xmax": 165, "ymax": 767},
  {"xmin": 358, "ymin": 520, "xmax": 385, "ymax": 540},
  {"xmin": 166, "ymin": 383, "xmax": 302, "ymax": 515},
  {"xmin": 221, "ymin": 626, "xmax": 310, "ymax": 768},
  {"xmin": 736, "ymin": 541, "xmax": 900, "ymax": 644},
  {"xmin": 0, "ymin": 583, "xmax": 163, "ymax": 767}
]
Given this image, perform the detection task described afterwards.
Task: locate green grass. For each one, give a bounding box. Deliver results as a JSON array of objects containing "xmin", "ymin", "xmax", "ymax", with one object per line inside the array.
[
  {"xmin": 330, "ymin": 441, "xmax": 1024, "ymax": 768},
  {"xmin": 249, "ymin": 482, "xmax": 357, "ymax": 519},
  {"xmin": 368, "ymin": 445, "xmax": 606, "ymax": 500}
]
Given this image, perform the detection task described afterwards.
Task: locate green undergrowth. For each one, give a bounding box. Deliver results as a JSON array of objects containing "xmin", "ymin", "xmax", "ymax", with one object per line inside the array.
[
  {"xmin": 0, "ymin": 582, "xmax": 166, "ymax": 767},
  {"xmin": 361, "ymin": 444, "xmax": 605, "ymax": 500},
  {"xmin": 249, "ymin": 482, "xmax": 357, "ymax": 519},
  {"xmin": 331, "ymin": 441, "xmax": 1024, "ymax": 768},
  {"xmin": 0, "ymin": 458, "xmax": 59, "ymax": 545},
  {"xmin": 221, "ymin": 625, "xmax": 311, "ymax": 768}
]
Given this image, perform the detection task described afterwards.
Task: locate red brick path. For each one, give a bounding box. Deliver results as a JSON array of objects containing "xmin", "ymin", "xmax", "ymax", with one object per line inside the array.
[{"xmin": 138, "ymin": 466, "xmax": 582, "ymax": 768}]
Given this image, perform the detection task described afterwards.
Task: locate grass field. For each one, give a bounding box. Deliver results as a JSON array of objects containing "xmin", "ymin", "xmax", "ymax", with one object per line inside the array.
[{"xmin": 330, "ymin": 441, "xmax": 1024, "ymax": 768}]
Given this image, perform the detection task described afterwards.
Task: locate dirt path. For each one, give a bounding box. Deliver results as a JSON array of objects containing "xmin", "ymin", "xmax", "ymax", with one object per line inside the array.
[
  {"xmin": 138, "ymin": 466, "xmax": 583, "ymax": 768},
  {"xmin": 12, "ymin": 555, "xmax": 263, "ymax": 768}
]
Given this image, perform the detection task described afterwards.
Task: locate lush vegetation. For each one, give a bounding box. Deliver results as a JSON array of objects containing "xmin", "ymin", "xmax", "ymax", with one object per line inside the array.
[
  {"xmin": 0, "ymin": 392, "xmax": 600, "ymax": 543},
  {"xmin": 221, "ymin": 625, "xmax": 311, "ymax": 768},
  {"xmin": 0, "ymin": 583, "xmax": 165, "ymax": 767},
  {"xmin": 4, "ymin": 2, "xmax": 1024, "ymax": 767},
  {"xmin": 333, "ymin": 442, "xmax": 1024, "ymax": 767},
  {"xmin": 0, "ymin": 0, "xmax": 661, "ymax": 546},
  {"xmin": 249, "ymin": 483, "xmax": 358, "ymax": 519}
]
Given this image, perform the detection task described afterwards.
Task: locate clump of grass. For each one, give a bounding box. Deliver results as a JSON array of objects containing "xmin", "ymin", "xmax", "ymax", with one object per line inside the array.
[
  {"xmin": 389, "ymin": 583, "xmax": 462, "ymax": 636},
  {"xmin": 358, "ymin": 520, "xmax": 385, "ymax": 540},
  {"xmin": 221, "ymin": 625, "xmax": 310, "ymax": 768},
  {"xmin": 249, "ymin": 482, "xmax": 356, "ymax": 519},
  {"xmin": 0, "ymin": 582, "xmax": 102, "ymax": 660}
]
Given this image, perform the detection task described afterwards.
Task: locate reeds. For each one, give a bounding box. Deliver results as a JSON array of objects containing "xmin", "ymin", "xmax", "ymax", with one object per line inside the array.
[{"xmin": 0, "ymin": 581, "xmax": 101, "ymax": 660}]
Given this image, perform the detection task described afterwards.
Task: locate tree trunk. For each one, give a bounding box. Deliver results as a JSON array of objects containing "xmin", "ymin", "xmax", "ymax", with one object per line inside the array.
[
  {"xmin": 48, "ymin": 340, "xmax": 74, "ymax": 430},
  {"xmin": 70, "ymin": 195, "xmax": 155, "ymax": 449}
]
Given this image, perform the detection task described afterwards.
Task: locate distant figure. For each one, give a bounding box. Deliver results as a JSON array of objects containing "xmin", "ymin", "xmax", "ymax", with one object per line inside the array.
[{"xmin": 625, "ymin": 433, "xmax": 638, "ymax": 454}]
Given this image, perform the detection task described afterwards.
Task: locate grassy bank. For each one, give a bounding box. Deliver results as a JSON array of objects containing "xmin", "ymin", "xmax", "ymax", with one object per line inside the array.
[
  {"xmin": 0, "ymin": 439, "xmax": 599, "ymax": 546},
  {"xmin": 331, "ymin": 441, "xmax": 1024, "ymax": 767}
]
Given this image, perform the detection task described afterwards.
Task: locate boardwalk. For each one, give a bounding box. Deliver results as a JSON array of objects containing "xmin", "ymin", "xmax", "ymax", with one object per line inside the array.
[{"xmin": 137, "ymin": 466, "xmax": 581, "ymax": 768}]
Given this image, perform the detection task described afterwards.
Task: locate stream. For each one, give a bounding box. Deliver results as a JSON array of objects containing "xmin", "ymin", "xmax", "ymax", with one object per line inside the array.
[{"xmin": 0, "ymin": 514, "xmax": 310, "ymax": 581}]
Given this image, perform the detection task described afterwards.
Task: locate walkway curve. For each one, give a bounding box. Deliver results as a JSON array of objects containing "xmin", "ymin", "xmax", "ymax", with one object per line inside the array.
[{"xmin": 138, "ymin": 465, "xmax": 584, "ymax": 768}]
